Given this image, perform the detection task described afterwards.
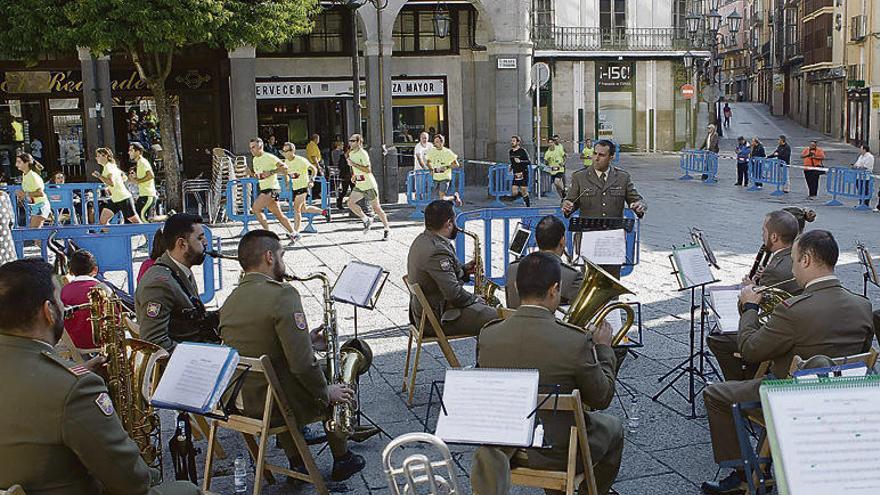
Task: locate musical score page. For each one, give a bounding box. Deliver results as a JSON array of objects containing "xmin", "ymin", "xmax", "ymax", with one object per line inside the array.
[
  {"xmin": 761, "ymin": 379, "xmax": 880, "ymax": 495},
  {"xmin": 708, "ymin": 287, "xmax": 741, "ymax": 334},
  {"xmin": 673, "ymin": 244, "xmax": 716, "ymax": 288},
  {"xmin": 578, "ymin": 229, "xmax": 626, "ymax": 265},
  {"xmin": 330, "ymin": 261, "xmax": 384, "ymax": 308},
  {"xmin": 151, "ymin": 343, "xmax": 238, "ymax": 413},
  {"xmin": 435, "ymin": 368, "xmax": 540, "ymax": 447}
]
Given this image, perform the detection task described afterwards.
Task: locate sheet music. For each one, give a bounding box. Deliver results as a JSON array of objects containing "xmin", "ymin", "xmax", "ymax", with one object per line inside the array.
[
  {"xmin": 709, "ymin": 288, "xmax": 741, "ymax": 334},
  {"xmin": 435, "ymin": 368, "xmax": 540, "ymax": 447},
  {"xmin": 673, "ymin": 245, "xmax": 716, "ymax": 288},
  {"xmin": 151, "ymin": 343, "xmax": 238, "ymax": 412},
  {"xmin": 577, "ymin": 229, "xmax": 626, "ymax": 265},
  {"xmin": 764, "ymin": 382, "xmax": 880, "ymax": 495},
  {"xmin": 331, "ymin": 261, "xmax": 384, "ymax": 307}
]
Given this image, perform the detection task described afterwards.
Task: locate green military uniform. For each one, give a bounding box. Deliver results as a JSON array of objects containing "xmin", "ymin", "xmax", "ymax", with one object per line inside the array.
[
  {"xmin": 135, "ymin": 253, "xmax": 216, "ymax": 352},
  {"xmin": 0, "ymin": 334, "xmax": 200, "ymax": 495},
  {"xmin": 407, "ymin": 230, "xmax": 497, "ymax": 337},
  {"xmin": 220, "ymin": 272, "xmax": 345, "ymax": 458},
  {"xmin": 471, "ymin": 306, "xmax": 623, "ymax": 495},
  {"xmin": 704, "ymin": 277, "xmax": 874, "ymax": 464},
  {"xmin": 707, "ymin": 246, "xmax": 802, "ymax": 381},
  {"xmin": 505, "ymin": 254, "xmax": 583, "ymax": 309}
]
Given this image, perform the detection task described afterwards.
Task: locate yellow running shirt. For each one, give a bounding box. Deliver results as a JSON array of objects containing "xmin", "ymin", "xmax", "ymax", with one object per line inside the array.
[
  {"xmin": 136, "ymin": 156, "xmax": 157, "ymax": 197},
  {"xmin": 582, "ymin": 146, "xmax": 594, "ymax": 168},
  {"xmin": 349, "ymin": 148, "xmax": 378, "ymax": 192},
  {"xmin": 544, "ymin": 146, "xmax": 566, "ymax": 173},
  {"xmin": 102, "ymin": 162, "xmax": 131, "ymax": 202},
  {"xmin": 426, "ymin": 147, "xmax": 458, "ymax": 181},
  {"xmin": 286, "ymin": 156, "xmax": 314, "ymax": 190},
  {"xmin": 253, "ymin": 153, "xmax": 282, "ymax": 191},
  {"xmin": 21, "ymin": 170, "xmax": 48, "ymax": 205}
]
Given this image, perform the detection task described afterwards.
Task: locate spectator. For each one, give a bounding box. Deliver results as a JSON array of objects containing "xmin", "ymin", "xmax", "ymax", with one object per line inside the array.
[
  {"xmin": 264, "ymin": 135, "xmax": 282, "ymax": 158},
  {"xmin": 52, "ymin": 171, "xmax": 65, "ymax": 185},
  {"xmin": 137, "ymin": 229, "xmax": 166, "ymax": 283},
  {"xmin": 769, "ymin": 135, "xmax": 792, "ymax": 193},
  {"xmin": 700, "ymin": 124, "xmax": 720, "ymax": 153},
  {"xmin": 723, "ymin": 103, "xmax": 732, "ymax": 128},
  {"xmin": 332, "ymin": 140, "xmax": 352, "ymax": 211},
  {"xmin": 306, "ymin": 134, "xmax": 325, "ymax": 199},
  {"xmin": 734, "ymin": 136, "xmax": 751, "ymax": 187},
  {"xmin": 851, "ymin": 144, "xmax": 874, "ymax": 207},
  {"xmin": 60, "ymin": 250, "xmax": 106, "ymax": 348},
  {"xmin": 800, "ymin": 140, "xmax": 825, "ymax": 199},
  {"xmin": 412, "ymin": 131, "xmax": 430, "ymax": 171}
]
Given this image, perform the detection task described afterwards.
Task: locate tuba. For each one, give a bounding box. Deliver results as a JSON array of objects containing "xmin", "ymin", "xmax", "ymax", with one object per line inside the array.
[
  {"xmin": 565, "ymin": 260, "xmax": 635, "ymax": 346},
  {"xmin": 285, "ymin": 272, "xmax": 373, "ymax": 435},
  {"xmin": 88, "ymin": 286, "xmax": 164, "ymax": 475},
  {"xmin": 460, "ymin": 229, "xmax": 501, "ymax": 307}
]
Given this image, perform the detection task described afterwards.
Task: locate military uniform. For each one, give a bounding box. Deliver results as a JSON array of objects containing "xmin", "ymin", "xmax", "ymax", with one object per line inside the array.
[
  {"xmin": 707, "ymin": 247, "xmax": 802, "ymax": 381},
  {"xmin": 471, "ymin": 306, "xmax": 623, "ymax": 495},
  {"xmin": 505, "ymin": 254, "xmax": 583, "ymax": 309},
  {"xmin": 220, "ymin": 272, "xmax": 345, "ymax": 458},
  {"xmin": 135, "ymin": 252, "xmax": 219, "ymax": 352},
  {"xmin": 704, "ymin": 277, "xmax": 874, "ymax": 464},
  {"xmin": 407, "ymin": 230, "xmax": 497, "ymax": 337},
  {"xmin": 0, "ymin": 334, "xmax": 199, "ymax": 495}
]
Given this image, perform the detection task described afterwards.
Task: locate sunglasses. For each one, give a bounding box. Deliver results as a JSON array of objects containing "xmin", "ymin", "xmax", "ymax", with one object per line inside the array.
[{"xmin": 348, "ymin": 139, "xmax": 357, "ymax": 143}]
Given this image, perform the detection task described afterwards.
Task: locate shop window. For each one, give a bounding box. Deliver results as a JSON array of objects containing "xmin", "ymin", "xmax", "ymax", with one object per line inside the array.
[
  {"xmin": 392, "ymin": 7, "xmax": 461, "ymax": 55},
  {"xmin": 0, "ymin": 99, "xmax": 48, "ymax": 182},
  {"xmin": 392, "ymin": 98, "xmax": 446, "ymax": 147},
  {"xmin": 258, "ymin": 9, "xmax": 350, "ymax": 56}
]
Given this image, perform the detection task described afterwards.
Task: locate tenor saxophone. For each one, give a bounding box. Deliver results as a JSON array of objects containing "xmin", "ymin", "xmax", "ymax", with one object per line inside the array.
[
  {"xmin": 460, "ymin": 229, "xmax": 501, "ymax": 307},
  {"xmin": 284, "ymin": 273, "xmax": 373, "ymax": 435}
]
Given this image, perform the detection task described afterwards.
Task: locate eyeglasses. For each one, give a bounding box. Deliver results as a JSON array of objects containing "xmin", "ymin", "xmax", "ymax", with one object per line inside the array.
[{"xmin": 348, "ymin": 139, "xmax": 357, "ymax": 143}]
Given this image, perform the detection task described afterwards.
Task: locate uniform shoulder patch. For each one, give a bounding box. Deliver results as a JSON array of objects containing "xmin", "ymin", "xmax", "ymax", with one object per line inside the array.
[
  {"xmin": 781, "ymin": 292, "xmax": 812, "ymax": 308},
  {"xmin": 145, "ymin": 302, "xmax": 162, "ymax": 318},
  {"xmin": 294, "ymin": 312, "xmax": 307, "ymax": 330},
  {"xmin": 95, "ymin": 392, "xmax": 115, "ymax": 416},
  {"xmin": 440, "ymin": 259, "xmax": 453, "ymax": 271}
]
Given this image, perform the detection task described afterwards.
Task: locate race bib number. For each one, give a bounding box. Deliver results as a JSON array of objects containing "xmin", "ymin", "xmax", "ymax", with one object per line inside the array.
[
  {"xmin": 514, "ymin": 172, "xmax": 524, "ymax": 181},
  {"xmin": 433, "ymin": 168, "xmax": 445, "ymax": 174},
  {"xmin": 355, "ymin": 175, "xmax": 366, "ymax": 182},
  {"xmin": 292, "ymin": 173, "xmax": 300, "ymax": 179}
]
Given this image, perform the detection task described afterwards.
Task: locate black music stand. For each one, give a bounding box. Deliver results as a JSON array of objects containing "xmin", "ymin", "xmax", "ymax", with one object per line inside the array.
[
  {"xmin": 330, "ymin": 261, "xmax": 391, "ymax": 440},
  {"xmin": 652, "ymin": 243, "xmax": 720, "ymax": 419},
  {"xmin": 856, "ymin": 243, "xmax": 879, "ymax": 297}
]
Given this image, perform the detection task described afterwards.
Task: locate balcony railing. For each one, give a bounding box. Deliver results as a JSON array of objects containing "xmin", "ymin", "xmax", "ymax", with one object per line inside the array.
[
  {"xmin": 784, "ymin": 40, "xmax": 803, "ymax": 61},
  {"xmin": 534, "ymin": 26, "xmax": 702, "ymax": 51}
]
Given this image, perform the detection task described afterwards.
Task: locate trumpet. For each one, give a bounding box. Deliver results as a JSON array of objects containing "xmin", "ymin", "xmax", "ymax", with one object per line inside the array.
[{"xmin": 739, "ymin": 277, "xmax": 795, "ymax": 324}]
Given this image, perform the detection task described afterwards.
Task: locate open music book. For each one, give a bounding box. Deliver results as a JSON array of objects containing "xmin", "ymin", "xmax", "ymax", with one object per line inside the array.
[
  {"xmin": 150, "ymin": 342, "xmax": 239, "ymax": 415},
  {"xmin": 435, "ymin": 368, "xmax": 541, "ymax": 447},
  {"xmin": 671, "ymin": 243, "xmax": 717, "ymax": 289},
  {"xmin": 760, "ymin": 376, "xmax": 880, "ymax": 495},
  {"xmin": 331, "ymin": 261, "xmax": 385, "ymax": 308},
  {"xmin": 708, "ymin": 286, "xmax": 741, "ymax": 334}
]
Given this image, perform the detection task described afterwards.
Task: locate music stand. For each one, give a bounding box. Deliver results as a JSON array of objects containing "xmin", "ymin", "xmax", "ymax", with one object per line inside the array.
[
  {"xmin": 856, "ymin": 243, "xmax": 879, "ymax": 297},
  {"xmin": 652, "ymin": 243, "xmax": 720, "ymax": 418},
  {"xmin": 330, "ymin": 260, "xmax": 391, "ymax": 439},
  {"xmin": 567, "ymin": 217, "xmax": 635, "ymax": 267}
]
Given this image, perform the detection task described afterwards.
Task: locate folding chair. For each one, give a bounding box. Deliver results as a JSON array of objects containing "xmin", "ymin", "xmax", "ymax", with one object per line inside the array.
[
  {"xmin": 402, "ymin": 275, "xmax": 473, "ymax": 406},
  {"xmin": 510, "ymin": 390, "xmax": 598, "ymax": 495},
  {"xmin": 788, "ymin": 348, "xmax": 878, "ymax": 375},
  {"xmin": 202, "ymin": 355, "xmax": 329, "ymax": 495}
]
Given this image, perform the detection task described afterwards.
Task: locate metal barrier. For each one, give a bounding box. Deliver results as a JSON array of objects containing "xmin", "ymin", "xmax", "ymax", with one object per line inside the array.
[
  {"xmin": 824, "ymin": 167, "xmax": 875, "ymax": 210},
  {"xmin": 448, "ymin": 168, "xmax": 465, "ymax": 199},
  {"xmin": 678, "ymin": 150, "xmax": 718, "ymax": 183},
  {"xmin": 487, "ymin": 164, "xmax": 534, "ymax": 208},
  {"xmin": 11, "ymin": 223, "xmax": 223, "ymax": 303},
  {"xmin": 296, "ymin": 176, "xmax": 330, "ymax": 234},
  {"xmin": 3, "ymin": 182, "xmax": 103, "ymax": 226},
  {"xmin": 224, "ymin": 176, "xmax": 330, "ymax": 236},
  {"xmin": 406, "ymin": 170, "xmax": 433, "ymax": 219},
  {"xmin": 453, "ymin": 207, "xmax": 640, "ymax": 286},
  {"xmin": 746, "ymin": 157, "xmax": 787, "ymax": 196}
]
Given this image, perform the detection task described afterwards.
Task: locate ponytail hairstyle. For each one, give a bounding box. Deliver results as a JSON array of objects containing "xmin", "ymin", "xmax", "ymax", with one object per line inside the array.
[
  {"xmin": 95, "ymin": 147, "xmax": 116, "ymax": 164},
  {"xmin": 17, "ymin": 153, "xmax": 43, "ymax": 173}
]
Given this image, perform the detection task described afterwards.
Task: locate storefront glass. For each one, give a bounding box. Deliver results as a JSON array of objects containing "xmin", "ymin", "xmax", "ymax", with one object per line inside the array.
[
  {"xmin": 596, "ymin": 61, "xmax": 635, "ymax": 148},
  {"xmin": 0, "ymin": 98, "xmax": 47, "ymax": 182}
]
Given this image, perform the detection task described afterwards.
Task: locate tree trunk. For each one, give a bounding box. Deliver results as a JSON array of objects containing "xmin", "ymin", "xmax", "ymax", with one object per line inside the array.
[{"xmin": 148, "ymin": 82, "xmax": 182, "ymax": 211}]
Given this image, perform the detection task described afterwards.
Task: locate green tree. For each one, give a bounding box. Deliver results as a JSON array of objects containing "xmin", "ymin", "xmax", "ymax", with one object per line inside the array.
[{"xmin": 0, "ymin": 0, "xmax": 319, "ymax": 209}]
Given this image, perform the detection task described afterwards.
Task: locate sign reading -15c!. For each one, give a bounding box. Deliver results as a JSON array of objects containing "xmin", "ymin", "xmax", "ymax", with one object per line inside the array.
[{"xmin": 596, "ymin": 61, "xmax": 634, "ymax": 91}]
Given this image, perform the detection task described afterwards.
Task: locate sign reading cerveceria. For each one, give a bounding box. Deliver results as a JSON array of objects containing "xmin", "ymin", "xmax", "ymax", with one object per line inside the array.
[{"xmin": 255, "ymin": 78, "xmax": 446, "ymax": 100}]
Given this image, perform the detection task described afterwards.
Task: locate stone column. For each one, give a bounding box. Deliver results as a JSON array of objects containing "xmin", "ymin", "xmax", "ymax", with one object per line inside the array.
[
  {"xmin": 78, "ymin": 47, "xmax": 114, "ymax": 175},
  {"xmin": 228, "ymin": 46, "xmax": 258, "ymax": 156},
  {"xmin": 486, "ymin": 41, "xmax": 533, "ymax": 161},
  {"xmin": 364, "ymin": 40, "xmax": 397, "ymax": 202}
]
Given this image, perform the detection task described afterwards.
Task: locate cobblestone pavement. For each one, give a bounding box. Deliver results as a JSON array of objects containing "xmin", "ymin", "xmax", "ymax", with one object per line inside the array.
[{"xmin": 156, "ymin": 102, "xmax": 878, "ymax": 494}]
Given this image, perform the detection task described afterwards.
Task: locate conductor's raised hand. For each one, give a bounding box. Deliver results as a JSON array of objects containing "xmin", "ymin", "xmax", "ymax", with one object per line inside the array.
[{"xmin": 328, "ymin": 383, "xmax": 356, "ymax": 405}]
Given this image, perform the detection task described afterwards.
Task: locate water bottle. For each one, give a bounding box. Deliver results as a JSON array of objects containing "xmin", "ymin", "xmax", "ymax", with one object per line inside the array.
[
  {"xmin": 234, "ymin": 454, "xmax": 247, "ymax": 493},
  {"xmin": 626, "ymin": 397, "xmax": 641, "ymax": 435}
]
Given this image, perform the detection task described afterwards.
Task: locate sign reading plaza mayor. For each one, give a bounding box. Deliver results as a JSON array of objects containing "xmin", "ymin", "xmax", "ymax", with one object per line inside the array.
[{"xmin": 255, "ymin": 78, "xmax": 446, "ymax": 100}]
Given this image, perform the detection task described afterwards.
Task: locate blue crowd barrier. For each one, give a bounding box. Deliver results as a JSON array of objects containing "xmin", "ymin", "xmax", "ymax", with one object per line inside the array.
[
  {"xmin": 453, "ymin": 207, "xmax": 640, "ymax": 287},
  {"xmin": 11, "ymin": 223, "xmax": 223, "ymax": 303},
  {"xmin": 406, "ymin": 170, "xmax": 433, "ymax": 219},
  {"xmin": 678, "ymin": 150, "xmax": 718, "ymax": 183},
  {"xmin": 824, "ymin": 167, "xmax": 875, "ymax": 210},
  {"xmin": 3, "ymin": 182, "xmax": 103, "ymax": 226},
  {"xmin": 746, "ymin": 157, "xmax": 787, "ymax": 196},
  {"xmin": 487, "ymin": 164, "xmax": 534, "ymax": 208},
  {"xmin": 224, "ymin": 176, "xmax": 329, "ymax": 236},
  {"xmin": 449, "ymin": 168, "xmax": 465, "ymax": 199},
  {"xmin": 290, "ymin": 176, "xmax": 329, "ymax": 234}
]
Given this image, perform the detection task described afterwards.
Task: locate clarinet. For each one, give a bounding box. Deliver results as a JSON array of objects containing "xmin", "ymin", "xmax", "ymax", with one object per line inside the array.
[{"xmin": 748, "ymin": 245, "xmax": 770, "ymax": 281}]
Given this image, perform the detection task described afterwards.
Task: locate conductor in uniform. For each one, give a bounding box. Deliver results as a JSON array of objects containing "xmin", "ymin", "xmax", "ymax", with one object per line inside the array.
[
  {"xmin": 407, "ymin": 199, "xmax": 497, "ymax": 337},
  {"xmin": 701, "ymin": 230, "xmax": 874, "ymax": 494},
  {"xmin": 505, "ymin": 215, "xmax": 583, "ymax": 309},
  {"xmin": 472, "ymin": 252, "xmax": 623, "ymax": 495},
  {"xmin": 219, "ymin": 230, "xmax": 366, "ymax": 481},
  {"xmin": 562, "ymin": 139, "xmax": 645, "ymax": 277},
  {"xmin": 136, "ymin": 213, "xmax": 219, "ymax": 352},
  {"xmin": 0, "ymin": 259, "xmax": 201, "ymax": 495},
  {"xmin": 707, "ymin": 210, "xmax": 802, "ymax": 381}
]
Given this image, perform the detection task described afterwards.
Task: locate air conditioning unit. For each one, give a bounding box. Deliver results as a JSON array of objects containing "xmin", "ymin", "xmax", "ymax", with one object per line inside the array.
[{"xmin": 850, "ymin": 15, "xmax": 867, "ymax": 41}]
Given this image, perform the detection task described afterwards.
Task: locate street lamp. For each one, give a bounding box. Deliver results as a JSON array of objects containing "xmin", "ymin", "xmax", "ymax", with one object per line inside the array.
[
  {"xmin": 432, "ymin": 2, "xmax": 452, "ymax": 38},
  {"xmin": 684, "ymin": 52, "xmax": 694, "ymax": 69},
  {"xmin": 686, "ymin": 11, "xmax": 701, "ymax": 39},
  {"xmin": 336, "ymin": 0, "xmax": 388, "ymax": 136},
  {"xmin": 706, "ymin": 0, "xmax": 720, "ymax": 12},
  {"xmin": 707, "ymin": 9, "xmax": 722, "ymax": 33},
  {"xmin": 728, "ymin": 10, "xmax": 742, "ymax": 34}
]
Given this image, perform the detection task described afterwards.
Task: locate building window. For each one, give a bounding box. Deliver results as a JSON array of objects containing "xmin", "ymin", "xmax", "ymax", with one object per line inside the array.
[
  {"xmin": 599, "ymin": 0, "xmax": 626, "ymax": 44},
  {"xmin": 257, "ymin": 9, "xmax": 349, "ymax": 56},
  {"xmin": 534, "ymin": 0, "xmax": 554, "ymax": 27},
  {"xmin": 673, "ymin": 0, "xmax": 688, "ymax": 32},
  {"xmin": 392, "ymin": 7, "xmax": 463, "ymax": 54}
]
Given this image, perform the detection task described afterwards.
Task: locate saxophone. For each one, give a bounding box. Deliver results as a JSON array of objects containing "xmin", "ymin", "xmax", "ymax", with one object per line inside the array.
[
  {"xmin": 284, "ymin": 272, "xmax": 373, "ymax": 435},
  {"xmin": 88, "ymin": 286, "xmax": 164, "ymax": 475},
  {"xmin": 460, "ymin": 229, "xmax": 501, "ymax": 307}
]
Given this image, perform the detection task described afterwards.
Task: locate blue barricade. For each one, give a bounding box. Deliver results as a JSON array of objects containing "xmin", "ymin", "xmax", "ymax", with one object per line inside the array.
[
  {"xmin": 299, "ymin": 176, "xmax": 330, "ymax": 234},
  {"xmin": 11, "ymin": 223, "xmax": 223, "ymax": 303},
  {"xmin": 746, "ymin": 157, "xmax": 787, "ymax": 196},
  {"xmin": 678, "ymin": 150, "xmax": 718, "ymax": 183},
  {"xmin": 3, "ymin": 182, "xmax": 103, "ymax": 226},
  {"xmin": 225, "ymin": 176, "xmax": 329, "ymax": 236},
  {"xmin": 406, "ymin": 170, "xmax": 433, "ymax": 219},
  {"xmin": 824, "ymin": 167, "xmax": 875, "ymax": 210},
  {"xmin": 453, "ymin": 207, "xmax": 640, "ymax": 287},
  {"xmin": 487, "ymin": 164, "xmax": 534, "ymax": 208},
  {"xmin": 448, "ymin": 168, "xmax": 465, "ymax": 199}
]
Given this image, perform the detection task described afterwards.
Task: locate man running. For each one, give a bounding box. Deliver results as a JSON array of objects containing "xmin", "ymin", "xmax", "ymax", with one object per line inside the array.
[
  {"xmin": 248, "ymin": 137, "xmax": 299, "ymax": 243},
  {"xmin": 346, "ymin": 134, "xmax": 391, "ymax": 240}
]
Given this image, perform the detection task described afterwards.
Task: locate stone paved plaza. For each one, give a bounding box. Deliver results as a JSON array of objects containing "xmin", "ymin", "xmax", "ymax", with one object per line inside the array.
[{"xmin": 158, "ymin": 102, "xmax": 880, "ymax": 494}]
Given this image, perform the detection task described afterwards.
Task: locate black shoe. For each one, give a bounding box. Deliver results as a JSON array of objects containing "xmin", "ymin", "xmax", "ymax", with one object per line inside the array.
[
  {"xmin": 734, "ymin": 182, "xmax": 741, "ymax": 186},
  {"xmin": 701, "ymin": 471, "xmax": 746, "ymax": 494},
  {"xmin": 331, "ymin": 452, "xmax": 366, "ymax": 481},
  {"xmin": 350, "ymin": 425, "xmax": 381, "ymax": 443}
]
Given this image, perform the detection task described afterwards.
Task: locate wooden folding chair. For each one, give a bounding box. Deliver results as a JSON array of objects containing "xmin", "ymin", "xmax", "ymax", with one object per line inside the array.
[
  {"xmin": 202, "ymin": 355, "xmax": 329, "ymax": 495},
  {"xmin": 788, "ymin": 348, "xmax": 879, "ymax": 375},
  {"xmin": 402, "ymin": 276, "xmax": 473, "ymax": 406},
  {"xmin": 510, "ymin": 390, "xmax": 599, "ymax": 495}
]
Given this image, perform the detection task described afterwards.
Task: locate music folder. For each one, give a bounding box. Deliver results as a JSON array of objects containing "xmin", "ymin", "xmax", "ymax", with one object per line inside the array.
[
  {"xmin": 150, "ymin": 342, "xmax": 239, "ymax": 415},
  {"xmin": 331, "ymin": 261, "xmax": 386, "ymax": 309}
]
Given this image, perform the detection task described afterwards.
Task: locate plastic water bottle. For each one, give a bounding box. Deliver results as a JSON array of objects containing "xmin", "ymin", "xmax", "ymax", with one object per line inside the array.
[
  {"xmin": 234, "ymin": 454, "xmax": 247, "ymax": 493},
  {"xmin": 626, "ymin": 398, "xmax": 641, "ymax": 434}
]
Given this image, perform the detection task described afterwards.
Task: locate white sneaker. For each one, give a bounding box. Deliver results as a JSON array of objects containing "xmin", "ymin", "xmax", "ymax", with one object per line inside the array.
[
  {"xmin": 287, "ymin": 232, "xmax": 301, "ymax": 244},
  {"xmin": 362, "ymin": 217, "xmax": 373, "ymax": 234}
]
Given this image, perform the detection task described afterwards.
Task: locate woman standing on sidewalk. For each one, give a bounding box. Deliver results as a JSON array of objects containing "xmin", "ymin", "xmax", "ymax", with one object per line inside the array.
[
  {"xmin": 800, "ymin": 140, "xmax": 825, "ymax": 199},
  {"xmin": 734, "ymin": 136, "xmax": 751, "ymax": 186},
  {"xmin": 750, "ymin": 137, "xmax": 765, "ymax": 188}
]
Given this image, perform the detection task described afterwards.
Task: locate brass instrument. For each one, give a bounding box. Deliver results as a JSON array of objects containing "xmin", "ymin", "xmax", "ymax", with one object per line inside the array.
[
  {"xmin": 382, "ymin": 432, "xmax": 462, "ymax": 495},
  {"xmin": 284, "ymin": 272, "xmax": 373, "ymax": 435},
  {"xmin": 205, "ymin": 249, "xmax": 238, "ymax": 261},
  {"xmin": 87, "ymin": 286, "xmax": 164, "ymax": 475},
  {"xmin": 748, "ymin": 244, "xmax": 770, "ymax": 281},
  {"xmin": 565, "ymin": 260, "xmax": 636, "ymax": 346},
  {"xmin": 460, "ymin": 229, "xmax": 501, "ymax": 307},
  {"xmin": 738, "ymin": 278, "xmax": 795, "ymax": 324}
]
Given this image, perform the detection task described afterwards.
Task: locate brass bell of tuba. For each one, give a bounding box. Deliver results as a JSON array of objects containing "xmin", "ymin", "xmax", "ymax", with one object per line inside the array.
[{"xmin": 565, "ymin": 260, "xmax": 635, "ymax": 346}]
